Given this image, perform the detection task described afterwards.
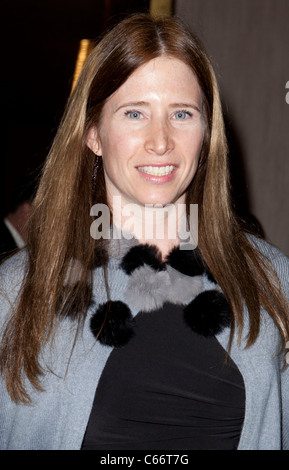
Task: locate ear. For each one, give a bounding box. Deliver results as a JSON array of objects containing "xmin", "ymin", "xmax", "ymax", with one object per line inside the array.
[{"xmin": 86, "ymin": 126, "xmax": 102, "ymax": 156}]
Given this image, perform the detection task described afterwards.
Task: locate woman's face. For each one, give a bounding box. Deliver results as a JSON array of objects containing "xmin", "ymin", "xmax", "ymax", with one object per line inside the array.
[{"xmin": 87, "ymin": 56, "xmax": 204, "ymax": 209}]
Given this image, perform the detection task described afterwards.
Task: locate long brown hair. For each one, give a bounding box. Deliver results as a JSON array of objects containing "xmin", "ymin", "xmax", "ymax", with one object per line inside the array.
[{"xmin": 1, "ymin": 13, "xmax": 288, "ymax": 403}]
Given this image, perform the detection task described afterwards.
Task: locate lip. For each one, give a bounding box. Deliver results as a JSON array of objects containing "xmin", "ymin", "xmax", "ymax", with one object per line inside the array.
[{"xmin": 135, "ymin": 164, "xmax": 177, "ymax": 183}]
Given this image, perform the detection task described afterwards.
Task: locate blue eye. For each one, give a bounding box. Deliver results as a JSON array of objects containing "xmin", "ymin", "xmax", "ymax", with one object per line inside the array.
[
  {"xmin": 125, "ymin": 111, "xmax": 142, "ymax": 119},
  {"xmin": 174, "ymin": 110, "xmax": 192, "ymax": 120}
]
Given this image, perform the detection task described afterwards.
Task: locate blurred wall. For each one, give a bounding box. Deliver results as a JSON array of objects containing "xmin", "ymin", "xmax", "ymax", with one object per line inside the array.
[{"xmin": 175, "ymin": 0, "xmax": 289, "ymax": 255}]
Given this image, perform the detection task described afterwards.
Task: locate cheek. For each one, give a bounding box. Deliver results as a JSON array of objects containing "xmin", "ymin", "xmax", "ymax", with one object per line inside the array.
[
  {"xmin": 193, "ymin": 125, "xmax": 205, "ymax": 149},
  {"xmin": 102, "ymin": 129, "xmax": 141, "ymax": 165},
  {"xmin": 183, "ymin": 128, "xmax": 204, "ymax": 160}
]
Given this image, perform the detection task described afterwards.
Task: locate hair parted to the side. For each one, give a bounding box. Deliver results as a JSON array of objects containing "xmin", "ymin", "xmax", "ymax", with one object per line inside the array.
[{"xmin": 0, "ymin": 13, "xmax": 288, "ymax": 403}]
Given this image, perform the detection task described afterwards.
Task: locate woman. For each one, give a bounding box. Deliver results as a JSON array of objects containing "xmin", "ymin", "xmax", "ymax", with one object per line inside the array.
[{"xmin": 0, "ymin": 13, "xmax": 288, "ymax": 450}]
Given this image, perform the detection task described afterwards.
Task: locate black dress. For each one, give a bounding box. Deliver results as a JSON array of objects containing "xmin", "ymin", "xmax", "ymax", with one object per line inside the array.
[{"xmin": 82, "ymin": 302, "xmax": 245, "ymax": 450}]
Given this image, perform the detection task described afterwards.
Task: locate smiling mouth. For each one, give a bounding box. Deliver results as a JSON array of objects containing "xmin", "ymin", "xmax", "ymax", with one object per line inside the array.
[{"xmin": 136, "ymin": 165, "xmax": 176, "ymax": 176}]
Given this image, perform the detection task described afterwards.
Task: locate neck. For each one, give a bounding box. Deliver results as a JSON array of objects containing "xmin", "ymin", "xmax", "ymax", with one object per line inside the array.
[{"xmin": 109, "ymin": 197, "xmax": 195, "ymax": 258}]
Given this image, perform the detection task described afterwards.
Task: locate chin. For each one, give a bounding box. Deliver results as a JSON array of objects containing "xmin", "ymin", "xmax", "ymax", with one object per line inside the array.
[{"xmin": 138, "ymin": 194, "xmax": 182, "ymax": 208}]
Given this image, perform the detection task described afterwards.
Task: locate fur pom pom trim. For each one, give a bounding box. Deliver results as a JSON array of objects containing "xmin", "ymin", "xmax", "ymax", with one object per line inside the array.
[
  {"xmin": 166, "ymin": 246, "xmax": 216, "ymax": 282},
  {"xmin": 183, "ymin": 290, "xmax": 231, "ymax": 337},
  {"xmin": 120, "ymin": 244, "xmax": 165, "ymax": 274},
  {"xmin": 120, "ymin": 243, "xmax": 215, "ymax": 283},
  {"xmin": 90, "ymin": 300, "xmax": 135, "ymax": 347},
  {"xmin": 125, "ymin": 264, "xmax": 204, "ymax": 312},
  {"xmin": 125, "ymin": 266, "xmax": 171, "ymax": 312}
]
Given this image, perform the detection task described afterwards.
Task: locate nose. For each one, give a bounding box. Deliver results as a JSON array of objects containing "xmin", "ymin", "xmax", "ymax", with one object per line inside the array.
[{"xmin": 144, "ymin": 118, "xmax": 174, "ymax": 156}]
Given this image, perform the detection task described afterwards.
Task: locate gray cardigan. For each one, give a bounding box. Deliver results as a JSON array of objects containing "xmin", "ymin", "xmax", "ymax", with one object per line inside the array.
[{"xmin": 0, "ymin": 237, "xmax": 288, "ymax": 450}]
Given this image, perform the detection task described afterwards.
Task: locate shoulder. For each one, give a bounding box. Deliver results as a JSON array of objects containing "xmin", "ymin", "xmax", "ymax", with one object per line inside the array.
[
  {"xmin": 248, "ymin": 233, "xmax": 288, "ymax": 261},
  {"xmin": 0, "ymin": 248, "xmax": 27, "ymax": 285},
  {"xmin": 247, "ymin": 234, "xmax": 289, "ymax": 295},
  {"xmin": 0, "ymin": 249, "xmax": 28, "ymax": 326}
]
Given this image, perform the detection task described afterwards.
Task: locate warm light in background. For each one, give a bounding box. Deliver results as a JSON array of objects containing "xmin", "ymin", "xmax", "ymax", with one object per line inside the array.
[
  {"xmin": 150, "ymin": 0, "xmax": 172, "ymax": 17},
  {"xmin": 71, "ymin": 0, "xmax": 173, "ymax": 92},
  {"xmin": 71, "ymin": 39, "xmax": 94, "ymax": 92}
]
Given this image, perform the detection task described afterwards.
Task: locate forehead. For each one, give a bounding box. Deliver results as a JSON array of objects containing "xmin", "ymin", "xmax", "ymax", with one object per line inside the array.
[{"xmin": 106, "ymin": 56, "xmax": 202, "ymax": 106}]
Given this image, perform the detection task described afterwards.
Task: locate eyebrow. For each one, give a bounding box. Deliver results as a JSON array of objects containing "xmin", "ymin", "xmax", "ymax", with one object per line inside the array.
[
  {"xmin": 168, "ymin": 103, "xmax": 201, "ymax": 113},
  {"xmin": 115, "ymin": 101, "xmax": 201, "ymax": 113},
  {"xmin": 115, "ymin": 101, "xmax": 148, "ymax": 112}
]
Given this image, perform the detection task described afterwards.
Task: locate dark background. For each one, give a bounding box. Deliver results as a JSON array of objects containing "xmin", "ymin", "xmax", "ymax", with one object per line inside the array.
[
  {"xmin": 1, "ymin": 0, "xmax": 152, "ymax": 216},
  {"xmin": 2, "ymin": 0, "xmax": 288, "ymax": 254}
]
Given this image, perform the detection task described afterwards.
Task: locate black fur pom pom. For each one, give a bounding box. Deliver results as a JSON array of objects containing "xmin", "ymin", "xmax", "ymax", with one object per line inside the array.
[
  {"xmin": 120, "ymin": 244, "xmax": 165, "ymax": 275},
  {"xmin": 90, "ymin": 300, "xmax": 135, "ymax": 347},
  {"xmin": 167, "ymin": 247, "xmax": 205, "ymax": 277},
  {"xmin": 183, "ymin": 290, "xmax": 231, "ymax": 337},
  {"xmin": 167, "ymin": 247, "xmax": 216, "ymax": 282}
]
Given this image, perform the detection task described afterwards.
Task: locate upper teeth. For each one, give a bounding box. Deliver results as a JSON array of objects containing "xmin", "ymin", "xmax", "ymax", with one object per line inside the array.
[{"xmin": 137, "ymin": 165, "xmax": 175, "ymax": 176}]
